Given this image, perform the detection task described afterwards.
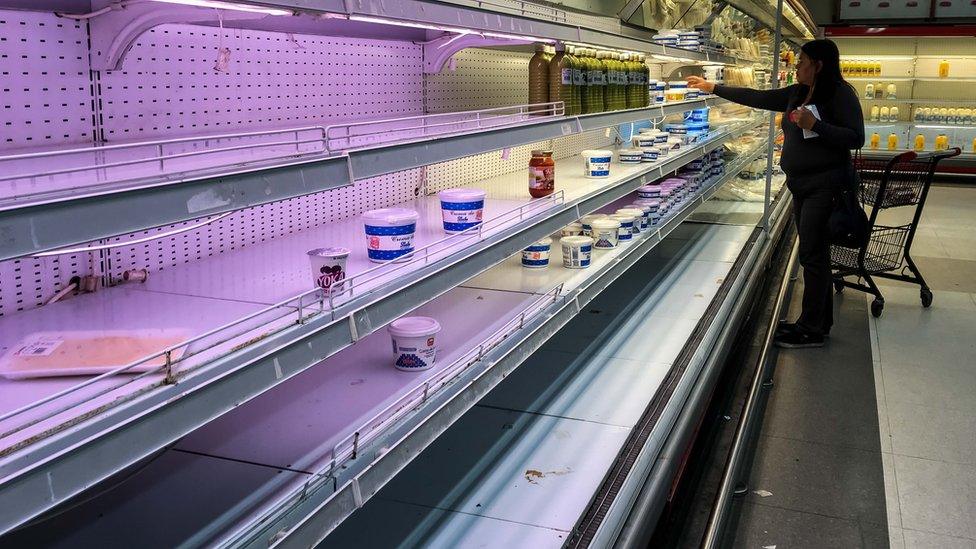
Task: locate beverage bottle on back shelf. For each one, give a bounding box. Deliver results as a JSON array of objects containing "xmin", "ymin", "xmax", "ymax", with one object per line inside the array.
[
  {"xmin": 577, "ymin": 47, "xmax": 592, "ymax": 114},
  {"xmin": 623, "ymin": 53, "xmax": 636, "ymax": 109},
  {"xmin": 611, "ymin": 52, "xmax": 623, "ymax": 110},
  {"xmin": 586, "ymin": 49, "xmax": 603, "ymax": 114},
  {"xmin": 568, "ymin": 46, "xmax": 584, "ymax": 115},
  {"xmin": 548, "ymin": 44, "xmax": 574, "ymax": 116},
  {"xmin": 598, "ymin": 51, "xmax": 612, "ymax": 112},
  {"xmin": 528, "ymin": 43, "xmax": 550, "ymax": 115},
  {"xmin": 639, "ymin": 54, "xmax": 650, "ymax": 106}
]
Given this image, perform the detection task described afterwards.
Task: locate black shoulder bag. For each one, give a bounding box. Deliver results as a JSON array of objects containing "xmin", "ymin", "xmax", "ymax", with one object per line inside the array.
[{"xmin": 827, "ymin": 151, "xmax": 870, "ymax": 249}]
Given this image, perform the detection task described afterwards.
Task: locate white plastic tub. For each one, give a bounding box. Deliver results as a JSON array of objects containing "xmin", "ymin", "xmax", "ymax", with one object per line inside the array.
[
  {"xmin": 521, "ymin": 237, "xmax": 552, "ymax": 268},
  {"xmin": 619, "ymin": 148, "xmax": 643, "ymax": 163},
  {"xmin": 388, "ymin": 316, "xmax": 442, "ymax": 371},
  {"xmin": 561, "ymin": 235, "xmax": 593, "ymax": 269},
  {"xmin": 363, "ymin": 207, "xmax": 420, "ymax": 263},
  {"xmin": 610, "ymin": 213, "xmax": 636, "ymax": 241},
  {"xmin": 581, "ymin": 150, "xmax": 613, "ymax": 178},
  {"xmin": 438, "ymin": 188, "xmax": 486, "ymax": 234},
  {"xmin": 580, "ymin": 214, "xmax": 607, "ymax": 237},
  {"xmin": 616, "ymin": 208, "xmax": 645, "ymax": 233},
  {"xmin": 591, "ymin": 218, "xmax": 620, "ymax": 249}
]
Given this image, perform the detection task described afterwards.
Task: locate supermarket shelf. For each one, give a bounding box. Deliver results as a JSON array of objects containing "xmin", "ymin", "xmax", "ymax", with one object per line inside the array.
[
  {"xmin": 865, "ymin": 121, "xmax": 976, "ymax": 130},
  {"xmin": 0, "ymin": 117, "xmax": 765, "ymax": 536},
  {"xmin": 859, "ymin": 98, "xmax": 976, "ymax": 106},
  {"xmin": 848, "ymin": 77, "xmax": 976, "ymax": 83},
  {"xmin": 0, "ymin": 97, "xmax": 727, "ymax": 262},
  {"xmin": 219, "ymin": 135, "xmax": 772, "ymax": 549}
]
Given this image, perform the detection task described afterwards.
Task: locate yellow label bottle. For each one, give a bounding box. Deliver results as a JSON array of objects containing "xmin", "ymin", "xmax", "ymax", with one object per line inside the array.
[
  {"xmin": 935, "ymin": 134, "xmax": 948, "ymax": 150},
  {"xmin": 972, "ymin": 136, "xmax": 976, "ymax": 154},
  {"xmin": 914, "ymin": 134, "xmax": 925, "ymax": 151},
  {"xmin": 870, "ymin": 133, "xmax": 881, "ymax": 150},
  {"xmin": 887, "ymin": 133, "xmax": 899, "ymax": 151},
  {"xmin": 939, "ymin": 59, "xmax": 950, "ymax": 78}
]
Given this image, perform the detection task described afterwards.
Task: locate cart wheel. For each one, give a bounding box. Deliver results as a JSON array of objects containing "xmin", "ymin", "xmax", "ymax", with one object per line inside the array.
[
  {"xmin": 871, "ymin": 299, "xmax": 884, "ymax": 318},
  {"xmin": 920, "ymin": 289, "xmax": 933, "ymax": 308},
  {"xmin": 834, "ymin": 281, "xmax": 845, "ymax": 294}
]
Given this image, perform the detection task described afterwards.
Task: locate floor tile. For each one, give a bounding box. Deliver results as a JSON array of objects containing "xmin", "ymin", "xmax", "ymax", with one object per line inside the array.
[
  {"xmin": 859, "ymin": 521, "xmax": 898, "ymax": 549},
  {"xmin": 761, "ymin": 381, "xmax": 883, "ymax": 452},
  {"xmin": 882, "ymin": 360, "xmax": 976, "ymax": 413},
  {"xmin": 882, "ymin": 451, "xmax": 902, "ymax": 529},
  {"xmin": 744, "ymin": 435, "xmax": 888, "ymax": 525},
  {"xmin": 321, "ymin": 497, "xmax": 568, "ymax": 549},
  {"xmin": 902, "ymin": 529, "xmax": 975, "ymax": 549},
  {"xmin": 894, "ymin": 454, "xmax": 976, "ymax": 540},
  {"xmin": 888, "ymin": 526, "xmax": 907, "ymax": 549},
  {"xmin": 730, "ymin": 502, "xmax": 863, "ymax": 549},
  {"xmin": 480, "ymin": 350, "xmax": 671, "ymax": 428},
  {"xmin": 873, "ymin": 308, "xmax": 976, "ymax": 373},
  {"xmin": 872, "ymin": 256, "xmax": 976, "ymax": 294},
  {"xmin": 377, "ymin": 406, "xmax": 630, "ymax": 532},
  {"xmin": 888, "ymin": 403, "xmax": 976, "ymax": 465}
]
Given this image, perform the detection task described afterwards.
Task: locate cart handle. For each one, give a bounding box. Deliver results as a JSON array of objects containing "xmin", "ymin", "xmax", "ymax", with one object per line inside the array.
[{"xmin": 890, "ymin": 147, "xmax": 963, "ymax": 162}]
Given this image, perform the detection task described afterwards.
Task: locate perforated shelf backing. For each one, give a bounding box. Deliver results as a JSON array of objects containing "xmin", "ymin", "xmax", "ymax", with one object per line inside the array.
[{"xmin": 0, "ymin": 12, "xmax": 94, "ymax": 151}]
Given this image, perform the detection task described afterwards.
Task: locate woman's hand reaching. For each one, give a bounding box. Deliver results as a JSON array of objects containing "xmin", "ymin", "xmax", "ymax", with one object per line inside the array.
[{"xmin": 686, "ymin": 76, "xmax": 715, "ymax": 94}]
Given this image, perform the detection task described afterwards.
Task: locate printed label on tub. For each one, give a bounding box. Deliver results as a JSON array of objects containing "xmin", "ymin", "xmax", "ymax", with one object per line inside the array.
[
  {"xmin": 15, "ymin": 336, "xmax": 64, "ymax": 357},
  {"xmin": 562, "ymin": 244, "xmax": 592, "ymax": 268},
  {"xmin": 392, "ymin": 337, "xmax": 437, "ymax": 369},
  {"xmin": 584, "ymin": 156, "xmax": 612, "ymax": 177},
  {"xmin": 441, "ymin": 200, "xmax": 484, "ymax": 232},
  {"xmin": 365, "ymin": 223, "xmax": 416, "ymax": 261}
]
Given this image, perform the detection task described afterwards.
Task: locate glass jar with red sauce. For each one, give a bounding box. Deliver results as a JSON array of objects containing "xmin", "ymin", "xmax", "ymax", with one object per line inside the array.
[{"xmin": 529, "ymin": 150, "xmax": 555, "ymax": 198}]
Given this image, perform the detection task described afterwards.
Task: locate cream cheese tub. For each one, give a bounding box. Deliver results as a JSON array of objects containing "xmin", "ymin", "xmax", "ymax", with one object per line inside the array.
[
  {"xmin": 637, "ymin": 184, "xmax": 662, "ymax": 199},
  {"xmin": 363, "ymin": 207, "xmax": 420, "ymax": 263},
  {"xmin": 388, "ymin": 316, "xmax": 441, "ymax": 371},
  {"xmin": 438, "ymin": 188, "xmax": 486, "ymax": 233},
  {"xmin": 616, "ymin": 208, "xmax": 644, "ymax": 234},
  {"xmin": 582, "ymin": 150, "xmax": 613, "ymax": 178},
  {"xmin": 619, "ymin": 148, "xmax": 643, "ymax": 164},
  {"xmin": 609, "ymin": 214, "xmax": 635, "ymax": 241},
  {"xmin": 561, "ymin": 235, "xmax": 593, "ymax": 269},
  {"xmin": 580, "ymin": 214, "xmax": 607, "ymax": 236},
  {"xmin": 521, "ymin": 237, "xmax": 552, "ymax": 268},
  {"xmin": 561, "ymin": 222, "xmax": 583, "ymax": 237},
  {"xmin": 628, "ymin": 203, "xmax": 652, "ymax": 230},
  {"xmin": 591, "ymin": 218, "xmax": 620, "ymax": 249}
]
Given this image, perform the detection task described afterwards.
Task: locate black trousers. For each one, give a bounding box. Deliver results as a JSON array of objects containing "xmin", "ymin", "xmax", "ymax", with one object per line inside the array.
[{"xmin": 787, "ymin": 167, "xmax": 844, "ymax": 336}]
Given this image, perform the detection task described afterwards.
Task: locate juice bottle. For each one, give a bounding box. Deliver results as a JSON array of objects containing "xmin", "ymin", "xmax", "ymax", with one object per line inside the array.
[
  {"xmin": 613, "ymin": 52, "xmax": 625, "ymax": 110},
  {"xmin": 939, "ymin": 59, "xmax": 950, "ymax": 78},
  {"xmin": 887, "ymin": 133, "xmax": 898, "ymax": 151},
  {"xmin": 565, "ymin": 46, "xmax": 581, "ymax": 116},
  {"xmin": 598, "ymin": 51, "xmax": 612, "ymax": 111},
  {"xmin": 914, "ymin": 134, "xmax": 925, "ymax": 151},
  {"xmin": 588, "ymin": 50, "xmax": 605, "ymax": 113},
  {"xmin": 638, "ymin": 54, "xmax": 650, "ymax": 107},
  {"xmin": 548, "ymin": 45, "xmax": 573, "ymax": 116},
  {"xmin": 622, "ymin": 53, "xmax": 633, "ymax": 108},
  {"xmin": 870, "ymin": 133, "xmax": 881, "ymax": 150},
  {"xmin": 528, "ymin": 43, "xmax": 550, "ymax": 115},
  {"xmin": 935, "ymin": 134, "xmax": 948, "ymax": 150}
]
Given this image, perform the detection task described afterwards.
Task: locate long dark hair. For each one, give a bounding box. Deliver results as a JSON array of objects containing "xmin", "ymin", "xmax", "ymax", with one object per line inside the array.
[{"xmin": 801, "ymin": 39, "xmax": 854, "ymax": 104}]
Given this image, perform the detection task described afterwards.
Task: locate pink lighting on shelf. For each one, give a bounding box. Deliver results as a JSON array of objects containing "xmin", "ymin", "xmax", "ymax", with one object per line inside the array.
[
  {"xmin": 149, "ymin": 0, "xmax": 294, "ymax": 15},
  {"xmin": 347, "ymin": 15, "xmax": 555, "ymax": 43}
]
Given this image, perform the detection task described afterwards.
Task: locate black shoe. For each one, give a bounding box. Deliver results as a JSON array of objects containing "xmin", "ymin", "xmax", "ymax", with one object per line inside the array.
[
  {"xmin": 776, "ymin": 321, "xmax": 829, "ymax": 338},
  {"xmin": 774, "ymin": 330, "xmax": 825, "ymax": 348}
]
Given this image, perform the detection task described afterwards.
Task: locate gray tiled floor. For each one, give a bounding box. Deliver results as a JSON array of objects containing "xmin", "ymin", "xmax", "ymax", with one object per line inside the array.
[{"xmin": 870, "ymin": 186, "xmax": 976, "ymax": 548}]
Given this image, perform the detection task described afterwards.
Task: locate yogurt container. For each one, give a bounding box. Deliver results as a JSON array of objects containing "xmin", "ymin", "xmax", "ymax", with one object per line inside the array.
[
  {"xmin": 561, "ymin": 222, "xmax": 583, "ymax": 237},
  {"xmin": 632, "ymin": 134, "xmax": 656, "ymax": 148},
  {"xmin": 438, "ymin": 188, "xmax": 486, "ymax": 234},
  {"xmin": 627, "ymin": 203, "xmax": 651, "ymax": 231},
  {"xmin": 619, "ymin": 148, "xmax": 643, "ymax": 163},
  {"xmin": 522, "ymin": 237, "xmax": 552, "ymax": 268},
  {"xmin": 582, "ymin": 150, "xmax": 613, "ymax": 178},
  {"xmin": 637, "ymin": 184, "xmax": 662, "ymax": 199},
  {"xmin": 590, "ymin": 218, "xmax": 620, "ymax": 249},
  {"xmin": 641, "ymin": 148, "xmax": 659, "ymax": 162},
  {"xmin": 665, "ymin": 88, "xmax": 687, "ymax": 103},
  {"xmin": 653, "ymin": 82, "xmax": 666, "ymax": 104},
  {"xmin": 610, "ymin": 214, "xmax": 635, "ymax": 241},
  {"xmin": 363, "ymin": 207, "xmax": 420, "ymax": 263},
  {"xmin": 307, "ymin": 247, "xmax": 350, "ymax": 293},
  {"xmin": 616, "ymin": 208, "xmax": 644, "ymax": 234},
  {"xmin": 580, "ymin": 214, "xmax": 607, "ymax": 236},
  {"xmin": 388, "ymin": 316, "xmax": 441, "ymax": 371},
  {"xmin": 561, "ymin": 235, "xmax": 593, "ymax": 269},
  {"xmin": 685, "ymin": 88, "xmax": 700, "ymax": 100},
  {"xmin": 655, "ymin": 143, "xmax": 670, "ymax": 158}
]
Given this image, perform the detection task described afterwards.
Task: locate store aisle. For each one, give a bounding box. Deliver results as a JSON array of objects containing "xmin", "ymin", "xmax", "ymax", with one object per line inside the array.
[
  {"xmin": 731, "ymin": 185, "xmax": 976, "ymax": 549},
  {"xmin": 870, "ymin": 185, "xmax": 976, "ymax": 549}
]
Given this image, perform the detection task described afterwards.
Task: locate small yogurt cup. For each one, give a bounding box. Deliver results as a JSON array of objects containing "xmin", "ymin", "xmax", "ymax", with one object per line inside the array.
[
  {"xmin": 637, "ymin": 184, "xmax": 662, "ymax": 199},
  {"xmin": 616, "ymin": 208, "xmax": 644, "ymax": 234},
  {"xmin": 438, "ymin": 188, "xmax": 486, "ymax": 234},
  {"xmin": 388, "ymin": 316, "xmax": 441, "ymax": 372},
  {"xmin": 610, "ymin": 214, "xmax": 636, "ymax": 241},
  {"xmin": 655, "ymin": 143, "xmax": 670, "ymax": 158},
  {"xmin": 632, "ymin": 135, "xmax": 656, "ymax": 148},
  {"xmin": 590, "ymin": 218, "xmax": 621, "ymax": 249},
  {"xmin": 634, "ymin": 198, "xmax": 660, "ymax": 213},
  {"xmin": 619, "ymin": 148, "xmax": 643, "ymax": 164},
  {"xmin": 307, "ymin": 247, "xmax": 350, "ymax": 293},
  {"xmin": 580, "ymin": 214, "xmax": 607, "ymax": 237},
  {"xmin": 582, "ymin": 150, "xmax": 613, "ymax": 178},
  {"xmin": 561, "ymin": 235, "xmax": 593, "ymax": 269},
  {"xmin": 640, "ymin": 148, "xmax": 659, "ymax": 163},
  {"xmin": 521, "ymin": 237, "xmax": 552, "ymax": 268},
  {"xmin": 561, "ymin": 222, "xmax": 584, "ymax": 237},
  {"xmin": 363, "ymin": 207, "xmax": 420, "ymax": 263}
]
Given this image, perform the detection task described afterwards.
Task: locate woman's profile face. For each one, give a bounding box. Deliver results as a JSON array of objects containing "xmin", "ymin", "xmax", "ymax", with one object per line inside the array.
[{"xmin": 796, "ymin": 52, "xmax": 821, "ymax": 86}]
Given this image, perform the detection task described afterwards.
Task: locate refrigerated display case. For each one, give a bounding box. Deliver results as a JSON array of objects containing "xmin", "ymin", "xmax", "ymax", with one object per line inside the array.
[
  {"xmin": 827, "ymin": 28, "xmax": 976, "ymax": 177},
  {"xmin": 0, "ymin": 0, "xmax": 809, "ymax": 545}
]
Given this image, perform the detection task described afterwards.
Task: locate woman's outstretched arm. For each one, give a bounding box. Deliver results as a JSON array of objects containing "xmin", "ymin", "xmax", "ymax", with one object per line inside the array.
[{"xmin": 687, "ymin": 76, "xmax": 797, "ymax": 112}]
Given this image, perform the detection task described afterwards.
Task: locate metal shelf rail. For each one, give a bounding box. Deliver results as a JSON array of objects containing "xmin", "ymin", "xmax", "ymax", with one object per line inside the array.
[{"xmin": 0, "ymin": 117, "xmax": 766, "ymax": 537}]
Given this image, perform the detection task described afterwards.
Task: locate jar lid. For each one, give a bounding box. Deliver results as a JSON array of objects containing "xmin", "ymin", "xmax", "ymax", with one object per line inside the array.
[
  {"xmin": 388, "ymin": 316, "xmax": 442, "ymax": 338},
  {"xmin": 362, "ymin": 207, "xmax": 420, "ymax": 225},
  {"xmin": 591, "ymin": 218, "xmax": 621, "ymax": 229}
]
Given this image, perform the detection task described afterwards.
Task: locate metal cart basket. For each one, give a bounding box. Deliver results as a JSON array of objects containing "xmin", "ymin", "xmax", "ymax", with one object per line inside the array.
[{"xmin": 831, "ymin": 147, "xmax": 961, "ymax": 318}]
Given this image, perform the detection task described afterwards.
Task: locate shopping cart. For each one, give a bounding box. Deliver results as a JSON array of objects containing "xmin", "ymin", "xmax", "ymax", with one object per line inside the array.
[{"xmin": 831, "ymin": 147, "xmax": 961, "ymax": 318}]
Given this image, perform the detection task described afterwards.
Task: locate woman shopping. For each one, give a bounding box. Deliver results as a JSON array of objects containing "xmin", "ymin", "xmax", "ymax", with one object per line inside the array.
[{"xmin": 688, "ymin": 39, "xmax": 864, "ymax": 348}]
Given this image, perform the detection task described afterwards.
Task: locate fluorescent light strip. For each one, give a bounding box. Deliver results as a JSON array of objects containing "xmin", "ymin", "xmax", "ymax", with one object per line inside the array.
[
  {"xmin": 150, "ymin": 0, "xmax": 293, "ymax": 15},
  {"xmin": 348, "ymin": 15, "xmax": 555, "ymax": 43}
]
